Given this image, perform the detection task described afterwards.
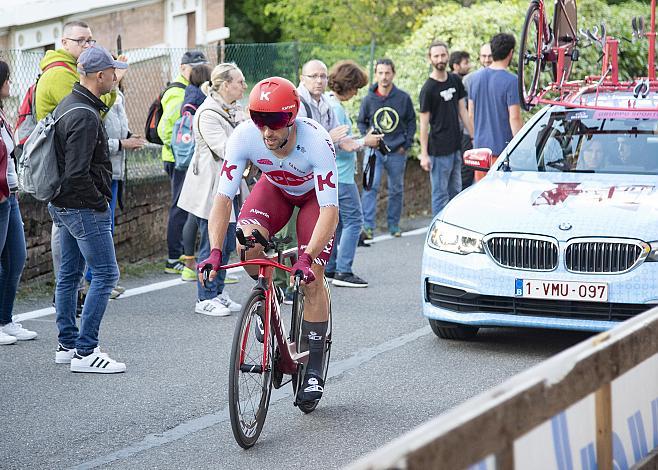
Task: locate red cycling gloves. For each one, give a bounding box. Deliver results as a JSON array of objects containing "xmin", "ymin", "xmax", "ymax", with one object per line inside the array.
[
  {"xmin": 198, "ymin": 248, "xmax": 223, "ymax": 274},
  {"xmin": 292, "ymin": 252, "xmax": 316, "ymax": 284}
]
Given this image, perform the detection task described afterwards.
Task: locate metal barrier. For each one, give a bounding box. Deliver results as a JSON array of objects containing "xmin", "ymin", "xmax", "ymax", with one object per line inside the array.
[{"xmin": 347, "ymin": 308, "xmax": 658, "ymax": 470}]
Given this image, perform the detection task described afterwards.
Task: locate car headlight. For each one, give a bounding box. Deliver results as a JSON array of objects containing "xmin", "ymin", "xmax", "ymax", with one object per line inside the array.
[
  {"xmin": 646, "ymin": 241, "xmax": 658, "ymax": 261},
  {"xmin": 427, "ymin": 221, "xmax": 484, "ymax": 255}
]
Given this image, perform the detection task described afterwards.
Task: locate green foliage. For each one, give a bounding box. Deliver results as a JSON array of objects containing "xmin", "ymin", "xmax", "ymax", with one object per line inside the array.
[
  {"xmin": 263, "ymin": 0, "xmax": 436, "ymax": 45},
  {"xmin": 225, "ymin": 0, "xmax": 281, "ymax": 43}
]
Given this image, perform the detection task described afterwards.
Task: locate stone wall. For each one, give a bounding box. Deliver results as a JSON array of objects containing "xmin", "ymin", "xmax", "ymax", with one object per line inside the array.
[
  {"xmin": 20, "ymin": 159, "xmax": 432, "ymax": 282},
  {"xmin": 20, "ymin": 177, "xmax": 170, "ymax": 283}
]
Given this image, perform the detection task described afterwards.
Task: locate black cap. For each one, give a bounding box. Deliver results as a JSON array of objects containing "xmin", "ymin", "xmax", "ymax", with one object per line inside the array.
[{"xmin": 181, "ymin": 51, "xmax": 209, "ymax": 66}]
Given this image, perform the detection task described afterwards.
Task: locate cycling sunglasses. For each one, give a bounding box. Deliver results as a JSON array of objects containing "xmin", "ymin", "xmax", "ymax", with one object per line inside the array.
[{"xmin": 250, "ymin": 111, "xmax": 292, "ymax": 130}]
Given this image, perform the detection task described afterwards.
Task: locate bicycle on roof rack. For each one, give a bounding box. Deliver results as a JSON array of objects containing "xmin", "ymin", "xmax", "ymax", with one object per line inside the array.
[
  {"xmin": 518, "ymin": 0, "xmax": 579, "ymax": 110},
  {"xmin": 518, "ymin": 0, "xmax": 658, "ymax": 111},
  {"xmin": 202, "ymin": 227, "xmax": 332, "ymax": 449}
]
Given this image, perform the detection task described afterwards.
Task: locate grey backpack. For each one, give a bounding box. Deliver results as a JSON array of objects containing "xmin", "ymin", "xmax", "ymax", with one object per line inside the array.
[{"xmin": 18, "ymin": 105, "xmax": 97, "ymax": 202}]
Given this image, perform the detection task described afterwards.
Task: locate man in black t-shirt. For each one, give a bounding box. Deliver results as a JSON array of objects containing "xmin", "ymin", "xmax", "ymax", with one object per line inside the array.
[{"xmin": 419, "ymin": 40, "xmax": 474, "ymax": 216}]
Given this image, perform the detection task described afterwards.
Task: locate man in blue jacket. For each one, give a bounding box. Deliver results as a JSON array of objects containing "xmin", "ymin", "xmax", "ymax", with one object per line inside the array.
[{"xmin": 357, "ymin": 58, "xmax": 416, "ymax": 238}]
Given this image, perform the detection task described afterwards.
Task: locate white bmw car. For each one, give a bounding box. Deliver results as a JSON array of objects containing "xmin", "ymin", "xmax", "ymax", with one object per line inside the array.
[{"xmin": 421, "ymin": 92, "xmax": 658, "ymax": 340}]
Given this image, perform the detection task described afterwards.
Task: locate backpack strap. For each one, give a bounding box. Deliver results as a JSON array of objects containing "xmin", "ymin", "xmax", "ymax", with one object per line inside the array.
[
  {"xmin": 43, "ymin": 61, "xmax": 76, "ymax": 74},
  {"xmin": 192, "ymin": 108, "xmax": 237, "ymax": 172},
  {"xmin": 161, "ymin": 81, "xmax": 187, "ymax": 100},
  {"xmin": 53, "ymin": 105, "xmax": 99, "ymax": 125},
  {"xmin": 299, "ymin": 96, "xmax": 313, "ymax": 119}
]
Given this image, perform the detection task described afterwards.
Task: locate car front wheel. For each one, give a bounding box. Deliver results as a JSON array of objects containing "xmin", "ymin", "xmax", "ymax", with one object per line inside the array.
[{"xmin": 429, "ymin": 319, "xmax": 479, "ymax": 340}]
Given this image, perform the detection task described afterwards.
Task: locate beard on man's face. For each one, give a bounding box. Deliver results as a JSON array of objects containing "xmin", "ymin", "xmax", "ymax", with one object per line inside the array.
[{"xmin": 433, "ymin": 62, "xmax": 447, "ymax": 72}]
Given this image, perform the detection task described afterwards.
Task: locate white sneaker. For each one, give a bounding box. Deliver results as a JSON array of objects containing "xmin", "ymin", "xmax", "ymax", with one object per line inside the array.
[
  {"xmin": 70, "ymin": 349, "xmax": 126, "ymax": 374},
  {"xmin": 195, "ymin": 297, "xmax": 231, "ymax": 316},
  {"xmin": 2, "ymin": 322, "xmax": 37, "ymax": 341},
  {"xmin": 0, "ymin": 330, "xmax": 17, "ymax": 345},
  {"xmin": 217, "ymin": 292, "xmax": 242, "ymax": 312},
  {"xmin": 55, "ymin": 343, "xmax": 77, "ymax": 363}
]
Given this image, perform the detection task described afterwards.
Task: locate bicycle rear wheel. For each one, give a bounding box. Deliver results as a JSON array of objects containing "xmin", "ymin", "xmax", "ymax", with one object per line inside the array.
[
  {"xmin": 292, "ymin": 277, "xmax": 333, "ymax": 414},
  {"xmin": 228, "ymin": 291, "xmax": 273, "ymax": 448},
  {"xmin": 552, "ymin": 0, "xmax": 577, "ymax": 83},
  {"xmin": 518, "ymin": 1, "xmax": 545, "ymax": 110}
]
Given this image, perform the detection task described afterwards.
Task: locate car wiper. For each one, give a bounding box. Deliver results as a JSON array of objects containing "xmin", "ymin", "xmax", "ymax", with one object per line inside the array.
[
  {"xmin": 568, "ymin": 169, "xmax": 596, "ymax": 173},
  {"xmin": 545, "ymin": 158, "xmax": 570, "ymax": 171}
]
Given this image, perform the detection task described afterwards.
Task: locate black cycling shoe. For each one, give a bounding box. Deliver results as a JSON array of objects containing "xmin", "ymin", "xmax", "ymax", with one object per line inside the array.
[{"xmin": 297, "ymin": 373, "xmax": 324, "ymax": 402}]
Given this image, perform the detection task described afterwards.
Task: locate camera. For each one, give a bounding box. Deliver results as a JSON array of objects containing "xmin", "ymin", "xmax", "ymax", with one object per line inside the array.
[{"xmin": 371, "ymin": 127, "xmax": 391, "ymax": 155}]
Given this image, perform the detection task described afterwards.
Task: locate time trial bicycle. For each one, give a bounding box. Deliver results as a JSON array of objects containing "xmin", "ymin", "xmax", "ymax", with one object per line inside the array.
[{"xmin": 206, "ymin": 228, "xmax": 332, "ymax": 448}]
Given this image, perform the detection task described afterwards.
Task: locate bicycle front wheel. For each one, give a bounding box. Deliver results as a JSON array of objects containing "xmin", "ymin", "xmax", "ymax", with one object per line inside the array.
[
  {"xmin": 228, "ymin": 291, "xmax": 273, "ymax": 448},
  {"xmin": 518, "ymin": 1, "xmax": 545, "ymax": 110}
]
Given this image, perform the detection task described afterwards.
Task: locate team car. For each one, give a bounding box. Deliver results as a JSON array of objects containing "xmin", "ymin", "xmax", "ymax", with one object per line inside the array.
[{"xmin": 421, "ymin": 90, "xmax": 658, "ymax": 339}]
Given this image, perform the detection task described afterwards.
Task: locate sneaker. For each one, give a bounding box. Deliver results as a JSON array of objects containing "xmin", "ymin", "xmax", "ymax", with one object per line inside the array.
[
  {"xmin": 357, "ymin": 233, "xmax": 372, "ymax": 247},
  {"xmin": 195, "ymin": 298, "xmax": 231, "ymax": 316},
  {"xmin": 283, "ymin": 289, "xmax": 294, "ymax": 305},
  {"xmin": 325, "ymin": 271, "xmax": 335, "ymax": 279},
  {"xmin": 113, "ymin": 285, "xmax": 126, "ymax": 295},
  {"xmin": 70, "ymin": 349, "xmax": 126, "ymax": 374},
  {"xmin": 2, "ymin": 322, "xmax": 37, "ymax": 341},
  {"xmin": 109, "ymin": 288, "xmax": 122, "ymax": 300},
  {"xmin": 332, "ymin": 272, "xmax": 368, "ymax": 288},
  {"xmin": 217, "ymin": 292, "xmax": 242, "ymax": 312},
  {"xmin": 0, "ymin": 330, "xmax": 17, "ymax": 345},
  {"xmin": 181, "ymin": 266, "xmax": 197, "ymax": 282},
  {"xmin": 362, "ymin": 227, "xmax": 373, "ymax": 241},
  {"xmin": 390, "ymin": 226, "xmax": 401, "ymax": 237},
  {"xmin": 164, "ymin": 259, "xmax": 185, "ymax": 274},
  {"xmin": 297, "ymin": 373, "xmax": 324, "ymax": 402},
  {"xmin": 55, "ymin": 343, "xmax": 76, "ymax": 364},
  {"xmin": 224, "ymin": 274, "xmax": 240, "ymax": 285}
]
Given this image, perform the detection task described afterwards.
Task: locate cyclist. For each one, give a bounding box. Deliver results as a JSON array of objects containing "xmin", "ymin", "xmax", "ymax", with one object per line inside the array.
[{"xmin": 199, "ymin": 77, "xmax": 338, "ymax": 403}]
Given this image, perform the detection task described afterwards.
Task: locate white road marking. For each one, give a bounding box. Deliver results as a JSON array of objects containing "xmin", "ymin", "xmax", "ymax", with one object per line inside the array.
[
  {"xmin": 68, "ymin": 326, "xmax": 431, "ymax": 470},
  {"xmin": 15, "ymin": 227, "xmax": 428, "ymax": 323}
]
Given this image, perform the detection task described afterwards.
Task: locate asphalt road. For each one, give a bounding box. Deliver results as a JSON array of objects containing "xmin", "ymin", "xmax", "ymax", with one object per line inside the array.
[{"xmin": 1, "ymin": 227, "xmax": 593, "ymax": 469}]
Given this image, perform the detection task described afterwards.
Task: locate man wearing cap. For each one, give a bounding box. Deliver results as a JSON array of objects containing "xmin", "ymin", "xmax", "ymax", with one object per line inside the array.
[
  {"xmin": 158, "ymin": 50, "xmax": 210, "ymax": 275},
  {"xmin": 47, "ymin": 46, "xmax": 128, "ymax": 374}
]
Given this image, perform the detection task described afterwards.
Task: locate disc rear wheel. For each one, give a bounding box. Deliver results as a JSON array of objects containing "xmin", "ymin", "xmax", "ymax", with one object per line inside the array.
[{"xmin": 228, "ymin": 291, "xmax": 273, "ymax": 448}]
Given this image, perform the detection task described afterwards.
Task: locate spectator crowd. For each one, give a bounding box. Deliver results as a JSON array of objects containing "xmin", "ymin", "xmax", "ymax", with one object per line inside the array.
[{"xmin": 0, "ymin": 20, "xmax": 523, "ymax": 372}]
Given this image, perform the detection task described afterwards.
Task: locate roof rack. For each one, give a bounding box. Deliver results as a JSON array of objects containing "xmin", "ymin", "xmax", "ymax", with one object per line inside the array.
[{"xmin": 531, "ymin": 0, "xmax": 658, "ymax": 111}]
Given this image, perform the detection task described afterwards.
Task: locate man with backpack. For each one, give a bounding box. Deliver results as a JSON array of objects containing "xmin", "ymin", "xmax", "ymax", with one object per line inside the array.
[
  {"xmin": 153, "ymin": 50, "xmax": 209, "ymax": 275},
  {"xmin": 18, "ymin": 20, "xmax": 123, "ymax": 315},
  {"xmin": 48, "ymin": 45, "xmax": 126, "ymax": 373}
]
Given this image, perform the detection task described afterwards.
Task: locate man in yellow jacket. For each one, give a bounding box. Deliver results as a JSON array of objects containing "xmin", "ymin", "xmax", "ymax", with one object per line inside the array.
[
  {"xmin": 36, "ymin": 20, "xmax": 118, "ymax": 121},
  {"xmin": 158, "ymin": 50, "xmax": 209, "ymax": 274}
]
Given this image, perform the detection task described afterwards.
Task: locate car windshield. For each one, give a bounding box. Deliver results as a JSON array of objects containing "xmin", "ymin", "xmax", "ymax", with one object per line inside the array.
[{"xmin": 505, "ymin": 108, "xmax": 658, "ymax": 174}]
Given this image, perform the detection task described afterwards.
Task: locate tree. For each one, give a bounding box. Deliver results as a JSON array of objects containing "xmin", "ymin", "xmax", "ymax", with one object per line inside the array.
[
  {"xmin": 264, "ymin": 0, "xmax": 436, "ymax": 45},
  {"xmin": 225, "ymin": 0, "xmax": 281, "ymax": 44}
]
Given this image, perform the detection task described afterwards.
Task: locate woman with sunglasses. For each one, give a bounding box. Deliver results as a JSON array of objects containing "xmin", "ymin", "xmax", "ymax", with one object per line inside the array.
[
  {"xmin": 0, "ymin": 60, "xmax": 38, "ymax": 345},
  {"xmin": 199, "ymin": 76, "xmax": 338, "ymax": 404}
]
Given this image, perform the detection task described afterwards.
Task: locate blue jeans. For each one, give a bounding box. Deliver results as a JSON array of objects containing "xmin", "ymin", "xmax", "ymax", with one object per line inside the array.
[
  {"xmin": 196, "ymin": 217, "xmax": 236, "ymax": 301},
  {"xmin": 0, "ymin": 195, "xmax": 26, "ymax": 325},
  {"xmin": 361, "ymin": 151, "xmax": 406, "ymax": 232},
  {"xmin": 429, "ymin": 151, "xmax": 462, "ymax": 216},
  {"xmin": 327, "ymin": 183, "xmax": 363, "ymax": 274},
  {"xmin": 48, "ymin": 204, "xmax": 119, "ymax": 355},
  {"xmin": 164, "ymin": 161, "xmax": 189, "ymax": 259},
  {"xmin": 85, "ymin": 179, "xmax": 119, "ymax": 283}
]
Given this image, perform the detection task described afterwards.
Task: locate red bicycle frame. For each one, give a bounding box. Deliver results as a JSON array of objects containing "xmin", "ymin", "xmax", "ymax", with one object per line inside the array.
[{"xmin": 220, "ymin": 256, "xmax": 307, "ymax": 378}]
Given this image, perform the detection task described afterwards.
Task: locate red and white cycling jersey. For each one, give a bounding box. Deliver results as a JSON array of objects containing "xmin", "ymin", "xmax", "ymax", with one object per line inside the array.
[{"xmin": 216, "ymin": 117, "xmax": 338, "ymax": 207}]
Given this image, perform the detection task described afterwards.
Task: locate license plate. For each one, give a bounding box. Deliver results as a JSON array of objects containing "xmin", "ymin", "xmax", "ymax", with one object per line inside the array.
[{"xmin": 515, "ymin": 279, "xmax": 608, "ymax": 302}]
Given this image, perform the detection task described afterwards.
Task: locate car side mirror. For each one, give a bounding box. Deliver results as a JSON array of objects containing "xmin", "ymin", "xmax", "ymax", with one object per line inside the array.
[{"xmin": 463, "ymin": 148, "xmax": 493, "ymax": 171}]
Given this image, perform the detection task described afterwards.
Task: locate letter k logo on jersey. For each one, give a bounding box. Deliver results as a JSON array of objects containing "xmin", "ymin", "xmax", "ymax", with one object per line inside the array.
[
  {"xmin": 317, "ymin": 171, "xmax": 336, "ymax": 191},
  {"xmin": 260, "ymin": 91, "xmax": 271, "ymax": 101},
  {"xmin": 221, "ymin": 161, "xmax": 237, "ymax": 180}
]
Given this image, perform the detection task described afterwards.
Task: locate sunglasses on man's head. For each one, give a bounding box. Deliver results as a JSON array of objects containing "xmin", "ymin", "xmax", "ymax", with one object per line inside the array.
[{"xmin": 250, "ymin": 111, "xmax": 292, "ymax": 130}]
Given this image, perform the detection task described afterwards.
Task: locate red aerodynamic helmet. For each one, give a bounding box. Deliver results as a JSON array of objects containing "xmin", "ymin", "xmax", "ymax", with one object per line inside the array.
[{"xmin": 248, "ymin": 77, "xmax": 300, "ymax": 129}]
